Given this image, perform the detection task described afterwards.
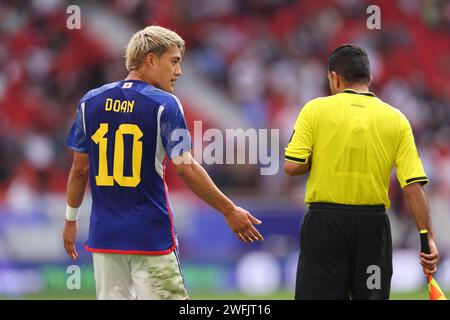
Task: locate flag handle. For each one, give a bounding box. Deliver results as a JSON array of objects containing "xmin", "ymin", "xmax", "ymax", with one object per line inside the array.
[
  {"xmin": 420, "ymin": 229, "xmax": 430, "ymax": 254},
  {"xmin": 420, "ymin": 229, "xmax": 432, "ymax": 282}
]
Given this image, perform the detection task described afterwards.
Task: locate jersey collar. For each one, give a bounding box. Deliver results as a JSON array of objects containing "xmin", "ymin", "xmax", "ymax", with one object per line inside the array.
[{"xmin": 342, "ymin": 89, "xmax": 376, "ymax": 97}]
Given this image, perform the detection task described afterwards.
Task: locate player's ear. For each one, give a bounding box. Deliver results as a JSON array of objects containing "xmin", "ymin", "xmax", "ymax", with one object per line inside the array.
[{"xmin": 145, "ymin": 52, "xmax": 157, "ymax": 68}]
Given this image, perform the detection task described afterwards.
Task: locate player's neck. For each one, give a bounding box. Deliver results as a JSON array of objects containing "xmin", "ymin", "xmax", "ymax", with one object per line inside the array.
[{"xmin": 125, "ymin": 70, "xmax": 154, "ymax": 85}]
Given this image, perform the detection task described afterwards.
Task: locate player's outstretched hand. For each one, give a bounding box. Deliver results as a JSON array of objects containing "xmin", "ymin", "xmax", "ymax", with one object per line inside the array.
[
  {"xmin": 63, "ymin": 220, "xmax": 79, "ymax": 260},
  {"xmin": 223, "ymin": 206, "xmax": 263, "ymax": 243}
]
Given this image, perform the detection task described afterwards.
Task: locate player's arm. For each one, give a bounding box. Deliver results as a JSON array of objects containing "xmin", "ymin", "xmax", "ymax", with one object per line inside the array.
[
  {"xmin": 63, "ymin": 151, "xmax": 89, "ymax": 260},
  {"xmin": 172, "ymin": 151, "xmax": 263, "ymax": 243},
  {"xmin": 402, "ymin": 183, "xmax": 438, "ymax": 274},
  {"xmin": 67, "ymin": 151, "xmax": 89, "ymax": 207}
]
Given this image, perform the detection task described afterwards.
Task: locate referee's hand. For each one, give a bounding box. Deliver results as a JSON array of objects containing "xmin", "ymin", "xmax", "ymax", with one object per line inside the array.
[
  {"xmin": 420, "ymin": 238, "xmax": 439, "ymax": 275},
  {"xmin": 223, "ymin": 206, "xmax": 263, "ymax": 243}
]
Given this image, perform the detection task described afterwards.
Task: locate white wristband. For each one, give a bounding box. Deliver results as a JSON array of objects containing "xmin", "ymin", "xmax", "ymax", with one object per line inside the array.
[{"xmin": 65, "ymin": 205, "xmax": 80, "ymax": 221}]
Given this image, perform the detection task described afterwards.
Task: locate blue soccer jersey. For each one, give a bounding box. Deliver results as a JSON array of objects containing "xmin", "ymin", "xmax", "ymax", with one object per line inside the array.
[{"xmin": 66, "ymin": 80, "xmax": 192, "ymax": 254}]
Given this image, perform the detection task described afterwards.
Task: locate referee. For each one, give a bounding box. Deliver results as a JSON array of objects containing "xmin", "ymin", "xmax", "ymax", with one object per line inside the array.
[{"xmin": 284, "ymin": 44, "xmax": 439, "ymax": 300}]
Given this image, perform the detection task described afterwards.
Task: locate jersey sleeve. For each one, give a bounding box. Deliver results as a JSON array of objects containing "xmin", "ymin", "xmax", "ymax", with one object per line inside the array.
[
  {"xmin": 160, "ymin": 96, "xmax": 192, "ymax": 159},
  {"xmin": 284, "ymin": 101, "xmax": 314, "ymax": 164},
  {"xmin": 395, "ymin": 113, "xmax": 428, "ymax": 188},
  {"xmin": 66, "ymin": 101, "xmax": 87, "ymax": 153}
]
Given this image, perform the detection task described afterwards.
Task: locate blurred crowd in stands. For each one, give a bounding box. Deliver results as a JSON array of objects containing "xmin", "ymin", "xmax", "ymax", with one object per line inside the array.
[{"xmin": 0, "ymin": 0, "xmax": 449, "ymax": 226}]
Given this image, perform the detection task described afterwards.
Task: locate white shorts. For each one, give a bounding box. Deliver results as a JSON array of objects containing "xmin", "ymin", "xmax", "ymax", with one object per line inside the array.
[{"xmin": 92, "ymin": 250, "xmax": 188, "ymax": 300}]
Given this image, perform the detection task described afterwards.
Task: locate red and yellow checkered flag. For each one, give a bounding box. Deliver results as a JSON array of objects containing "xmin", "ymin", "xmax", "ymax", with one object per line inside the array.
[{"xmin": 420, "ymin": 230, "xmax": 447, "ymax": 300}]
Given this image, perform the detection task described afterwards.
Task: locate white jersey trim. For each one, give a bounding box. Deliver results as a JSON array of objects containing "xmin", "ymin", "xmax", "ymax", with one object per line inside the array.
[
  {"xmin": 81, "ymin": 102, "xmax": 86, "ymax": 134},
  {"xmin": 155, "ymin": 105, "xmax": 165, "ymax": 178},
  {"xmin": 170, "ymin": 93, "xmax": 185, "ymax": 115}
]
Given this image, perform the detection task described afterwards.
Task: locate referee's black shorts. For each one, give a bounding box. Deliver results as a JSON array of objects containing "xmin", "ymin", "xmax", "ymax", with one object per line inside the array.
[{"xmin": 295, "ymin": 202, "xmax": 393, "ymax": 300}]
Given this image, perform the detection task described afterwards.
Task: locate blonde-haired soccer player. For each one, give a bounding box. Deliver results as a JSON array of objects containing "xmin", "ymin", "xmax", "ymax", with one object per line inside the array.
[{"xmin": 63, "ymin": 26, "xmax": 263, "ymax": 300}]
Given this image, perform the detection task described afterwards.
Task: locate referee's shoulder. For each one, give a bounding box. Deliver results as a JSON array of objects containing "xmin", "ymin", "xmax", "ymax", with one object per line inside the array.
[
  {"xmin": 297, "ymin": 95, "xmax": 337, "ymax": 117},
  {"xmin": 302, "ymin": 95, "xmax": 332, "ymax": 110},
  {"xmin": 369, "ymin": 98, "xmax": 413, "ymax": 132},
  {"xmin": 377, "ymin": 99, "xmax": 409, "ymax": 120}
]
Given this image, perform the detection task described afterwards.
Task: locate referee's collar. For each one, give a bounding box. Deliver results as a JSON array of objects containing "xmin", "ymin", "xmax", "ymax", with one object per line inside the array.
[{"xmin": 342, "ymin": 89, "xmax": 376, "ymax": 97}]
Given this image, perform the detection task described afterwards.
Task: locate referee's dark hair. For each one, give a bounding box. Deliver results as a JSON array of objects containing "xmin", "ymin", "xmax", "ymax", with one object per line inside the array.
[{"xmin": 328, "ymin": 44, "xmax": 371, "ymax": 84}]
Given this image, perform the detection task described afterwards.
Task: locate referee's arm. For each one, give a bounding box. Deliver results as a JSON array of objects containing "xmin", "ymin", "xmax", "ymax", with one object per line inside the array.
[
  {"xmin": 396, "ymin": 114, "xmax": 438, "ymax": 274},
  {"xmin": 284, "ymin": 102, "xmax": 314, "ymax": 176},
  {"xmin": 284, "ymin": 159, "xmax": 310, "ymax": 176}
]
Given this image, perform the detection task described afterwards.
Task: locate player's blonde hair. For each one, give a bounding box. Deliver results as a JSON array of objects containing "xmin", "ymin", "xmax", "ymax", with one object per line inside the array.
[{"xmin": 125, "ymin": 26, "xmax": 185, "ymax": 71}]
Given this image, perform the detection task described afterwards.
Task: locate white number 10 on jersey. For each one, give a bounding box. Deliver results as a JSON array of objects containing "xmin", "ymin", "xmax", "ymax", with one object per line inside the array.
[{"xmin": 91, "ymin": 123, "xmax": 143, "ymax": 187}]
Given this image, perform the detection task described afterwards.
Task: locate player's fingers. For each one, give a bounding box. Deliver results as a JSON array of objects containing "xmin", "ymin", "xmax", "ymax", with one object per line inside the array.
[
  {"xmin": 237, "ymin": 233, "xmax": 248, "ymax": 243},
  {"xmin": 64, "ymin": 240, "xmax": 77, "ymax": 260},
  {"xmin": 247, "ymin": 225, "xmax": 263, "ymax": 241},
  {"xmin": 245, "ymin": 230, "xmax": 257, "ymax": 242},
  {"xmin": 240, "ymin": 230, "xmax": 254, "ymax": 242},
  {"xmin": 69, "ymin": 246, "xmax": 77, "ymax": 261},
  {"xmin": 73, "ymin": 248, "xmax": 78, "ymax": 260},
  {"xmin": 237, "ymin": 224, "xmax": 255, "ymax": 242},
  {"xmin": 248, "ymin": 214, "xmax": 262, "ymax": 225},
  {"xmin": 71, "ymin": 244, "xmax": 78, "ymax": 260},
  {"xmin": 247, "ymin": 229, "xmax": 262, "ymax": 242},
  {"xmin": 65, "ymin": 243, "xmax": 73, "ymax": 258},
  {"xmin": 248, "ymin": 230, "xmax": 261, "ymax": 242}
]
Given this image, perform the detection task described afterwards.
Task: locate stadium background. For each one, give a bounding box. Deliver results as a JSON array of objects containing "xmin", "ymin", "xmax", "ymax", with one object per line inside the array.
[{"xmin": 0, "ymin": 0, "xmax": 450, "ymax": 299}]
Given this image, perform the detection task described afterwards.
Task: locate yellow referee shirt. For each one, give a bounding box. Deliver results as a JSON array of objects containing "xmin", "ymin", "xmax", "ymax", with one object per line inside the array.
[{"xmin": 285, "ymin": 89, "xmax": 428, "ymax": 209}]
